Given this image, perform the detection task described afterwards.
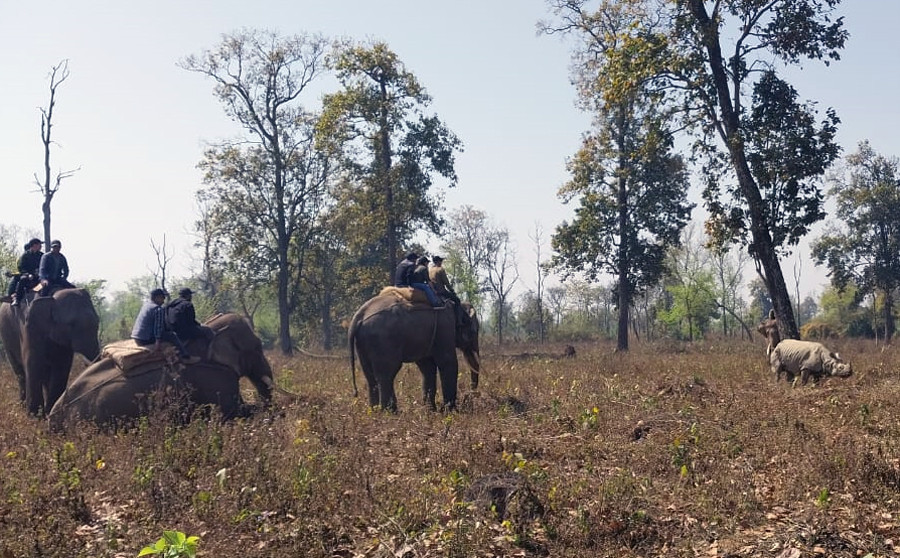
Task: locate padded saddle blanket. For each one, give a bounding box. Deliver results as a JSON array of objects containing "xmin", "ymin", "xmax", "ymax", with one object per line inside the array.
[
  {"xmin": 379, "ymin": 286, "xmax": 429, "ymax": 304},
  {"xmin": 102, "ymin": 339, "xmax": 180, "ymax": 375}
]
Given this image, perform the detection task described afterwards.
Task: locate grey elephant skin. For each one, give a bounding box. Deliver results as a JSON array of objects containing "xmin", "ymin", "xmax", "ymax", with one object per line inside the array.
[
  {"xmin": 48, "ymin": 313, "xmax": 282, "ymax": 430},
  {"xmin": 349, "ymin": 290, "xmax": 480, "ymax": 412},
  {"xmin": 0, "ymin": 288, "xmax": 100, "ymax": 415}
]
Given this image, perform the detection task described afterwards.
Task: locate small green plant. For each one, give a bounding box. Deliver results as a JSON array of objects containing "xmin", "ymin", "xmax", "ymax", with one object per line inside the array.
[
  {"xmin": 137, "ymin": 530, "xmax": 199, "ymax": 557},
  {"xmin": 579, "ymin": 406, "xmax": 600, "ymax": 430},
  {"xmin": 815, "ymin": 487, "xmax": 831, "ymax": 507},
  {"xmin": 858, "ymin": 403, "xmax": 871, "ymax": 425}
]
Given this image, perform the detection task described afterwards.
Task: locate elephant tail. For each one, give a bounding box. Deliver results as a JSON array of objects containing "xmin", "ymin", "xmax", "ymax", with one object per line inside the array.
[{"xmin": 348, "ymin": 310, "xmax": 361, "ymax": 398}]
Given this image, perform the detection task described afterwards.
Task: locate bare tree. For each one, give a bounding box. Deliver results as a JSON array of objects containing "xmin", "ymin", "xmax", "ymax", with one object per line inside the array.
[
  {"xmin": 546, "ymin": 286, "xmax": 566, "ymax": 327},
  {"xmin": 529, "ymin": 222, "xmax": 547, "ymax": 344},
  {"xmin": 149, "ymin": 235, "xmax": 173, "ymax": 293},
  {"xmin": 485, "ymin": 227, "xmax": 519, "ymax": 345},
  {"xmin": 34, "ymin": 59, "xmax": 79, "ymax": 245},
  {"xmin": 710, "ymin": 244, "xmax": 749, "ymax": 337}
]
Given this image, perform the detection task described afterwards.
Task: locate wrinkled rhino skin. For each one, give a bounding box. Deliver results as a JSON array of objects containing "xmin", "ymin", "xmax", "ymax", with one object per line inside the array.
[{"xmin": 770, "ymin": 339, "xmax": 852, "ymax": 386}]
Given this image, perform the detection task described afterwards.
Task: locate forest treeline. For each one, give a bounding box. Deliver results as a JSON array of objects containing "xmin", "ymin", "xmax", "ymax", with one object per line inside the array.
[{"xmin": 4, "ymin": 2, "xmax": 900, "ymax": 353}]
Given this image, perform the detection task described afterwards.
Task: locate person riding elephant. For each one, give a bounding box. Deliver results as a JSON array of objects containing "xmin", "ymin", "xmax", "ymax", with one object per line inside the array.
[
  {"xmin": 165, "ymin": 287, "xmax": 215, "ymax": 342},
  {"xmin": 131, "ymin": 288, "xmax": 200, "ymax": 364},
  {"xmin": 348, "ymin": 289, "xmax": 480, "ymax": 412},
  {"xmin": 48, "ymin": 313, "xmax": 296, "ymax": 430},
  {"xmin": 38, "ymin": 239, "xmax": 75, "ymax": 296},
  {"xmin": 411, "ymin": 256, "xmax": 442, "ymax": 307},
  {"xmin": 0, "ymin": 287, "xmax": 100, "ymax": 415},
  {"xmin": 3, "ymin": 238, "xmax": 43, "ymax": 306},
  {"xmin": 394, "ymin": 252, "xmax": 418, "ymax": 287},
  {"xmin": 429, "ymin": 255, "xmax": 463, "ymax": 325}
]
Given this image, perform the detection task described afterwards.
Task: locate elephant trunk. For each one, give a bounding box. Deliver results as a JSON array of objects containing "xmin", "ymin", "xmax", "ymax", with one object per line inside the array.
[
  {"xmin": 463, "ymin": 349, "xmax": 480, "ymax": 390},
  {"xmin": 261, "ymin": 375, "xmax": 301, "ymax": 401},
  {"xmin": 75, "ymin": 337, "xmax": 101, "ymax": 362}
]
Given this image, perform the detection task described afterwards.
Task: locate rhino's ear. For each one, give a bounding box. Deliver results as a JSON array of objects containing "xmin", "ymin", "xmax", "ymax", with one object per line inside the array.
[{"xmin": 833, "ymin": 352, "xmax": 841, "ymax": 361}]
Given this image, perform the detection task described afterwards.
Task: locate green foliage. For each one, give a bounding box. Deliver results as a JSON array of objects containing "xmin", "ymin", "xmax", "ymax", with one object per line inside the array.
[
  {"xmin": 812, "ymin": 141, "xmax": 900, "ymax": 339},
  {"xmin": 183, "ymin": 29, "xmax": 332, "ymax": 354},
  {"xmin": 548, "ymin": 0, "xmax": 846, "ymax": 339},
  {"xmin": 543, "ymin": 2, "xmax": 692, "ymax": 352},
  {"xmin": 319, "ymin": 40, "xmax": 461, "ymax": 279},
  {"xmin": 137, "ymin": 530, "xmax": 200, "ymax": 558},
  {"xmin": 658, "ymin": 229, "xmax": 719, "ymax": 341},
  {"xmin": 704, "ymin": 71, "xmax": 840, "ymax": 254},
  {"xmin": 441, "ymin": 205, "xmax": 499, "ymax": 312},
  {"xmin": 807, "ymin": 283, "xmax": 874, "ymax": 338},
  {"xmin": 516, "ymin": 290, "xmax": 553, "ymax": 342}
]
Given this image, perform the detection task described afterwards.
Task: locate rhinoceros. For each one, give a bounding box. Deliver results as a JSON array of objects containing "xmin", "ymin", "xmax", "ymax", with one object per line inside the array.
[{"xmin": 769, "ymin": 339, "xmax": 853, "ymax": 386}]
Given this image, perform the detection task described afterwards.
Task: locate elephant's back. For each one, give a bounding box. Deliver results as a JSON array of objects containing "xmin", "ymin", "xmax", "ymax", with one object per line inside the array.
[{"xmin": 52, "ymin": 357, "xmax": 183, "ymax": 429}]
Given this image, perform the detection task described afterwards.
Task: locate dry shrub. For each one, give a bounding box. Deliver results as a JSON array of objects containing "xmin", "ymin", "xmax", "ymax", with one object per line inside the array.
[{"xmin": 0, "ymin": 337, "xmax": 899, "ymax": 556}]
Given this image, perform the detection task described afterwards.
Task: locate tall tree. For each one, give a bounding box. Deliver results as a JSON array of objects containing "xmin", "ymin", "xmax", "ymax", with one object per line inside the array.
[
  {"xmin": 543, "ymin": 0, "xmax": 693, "ymax": 352},
  {"xmin": 35, "ymin": 59, "xmax": 78, "ymax": 245},
  {"xmin": 709, "ymin": 243, "xmax": 749, "ymax": 337},
  {"xmin": 556, "ymin": 0, "xmax": 846, "ymax": 339},
  {"xmin": 660, "ymin": 227, "xmax": 718, "ymax": 342},
  {"xmin": 485, "ymin": 226, "xmax": 519, "ymax": 345},
  {"xmin": 319, "ymin": 41, "xmax": 461, "ymax": 284},
  {"xmin": 441, "ymin": 205, "xmax": 495, "ymax": 309},
  {"xmin": 182, "ymin": 29, "xmax": 331, "ymax": 354},
  {"xmin": 529, "ymin": 222, "xmax": 548, "ymax": 343},
  {"xmin": 811, "ymin": 141, "xmax": 900, "ymax": 341}
]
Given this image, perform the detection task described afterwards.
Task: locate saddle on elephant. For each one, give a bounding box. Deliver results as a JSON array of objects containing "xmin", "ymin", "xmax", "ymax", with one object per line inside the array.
[
  {"xmin": 102, "ymin": 339, "xmax": 184, "ymax": 376},
  {"xmin": 379, "ymin": 286, "xmax": 438, "ymax": 306}
]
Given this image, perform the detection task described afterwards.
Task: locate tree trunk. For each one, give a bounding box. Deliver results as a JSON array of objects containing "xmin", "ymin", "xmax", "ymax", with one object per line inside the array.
[
  {"xmin": 883, "ymin": 288, "xmax": 895, "ymax": 342},
  {"xmin": 615, "ymin": 105, "xmax": 630, "ymax": 352},
  {"xmin": 689, "ymin": 0, "xmax": 800, "ymax": 339},
  {"xmin": 379, "ymin": 81, "xmax": 396, "ymax": 283}
]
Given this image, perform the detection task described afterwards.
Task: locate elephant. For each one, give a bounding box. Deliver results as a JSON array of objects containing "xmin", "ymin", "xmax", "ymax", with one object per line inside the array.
[
  {"xmin": 47, "ymin": 313, "xmax": 292, "ymax": 430},
  {"xmin": 348, "ymin": 288, "xmax": 481, "ymax": 412},
  {"xmin": 0, "ymin": 288, "xmax": 100, "ymax": 415}
]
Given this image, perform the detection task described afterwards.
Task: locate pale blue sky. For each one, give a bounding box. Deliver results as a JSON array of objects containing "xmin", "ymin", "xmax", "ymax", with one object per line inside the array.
[{"xmin": 0, "ymin": 2, "xmax": 895, "ymax": 302}]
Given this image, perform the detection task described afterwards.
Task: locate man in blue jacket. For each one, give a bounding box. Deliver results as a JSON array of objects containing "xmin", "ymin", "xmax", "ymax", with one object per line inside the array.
[{"xmin": 131, "ymin": 288, "xmax": 200, "ymax": 364}]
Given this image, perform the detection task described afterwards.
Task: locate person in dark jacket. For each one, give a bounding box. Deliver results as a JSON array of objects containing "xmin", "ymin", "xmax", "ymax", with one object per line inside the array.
[
  {"xmin": 38, "ymin": 239, "xmax": 74, "ymax": 296},
  {"xmin": 394, "ymin": 252, "xmax": 418, "ymax": 287},
  {"xmin": 3, "ymin": 238, "xmax": 43, "ymax": 306},
  {"xmin": 166, "ymin": 288, "xmax": 214, "ymax": 341},
  {"xmin": 410, "ymin": 256, "xmax": 442, "ymax": 307},
  {"xmin": 131, "ymin": 288, "xmax": 200, "ymax": 363}
]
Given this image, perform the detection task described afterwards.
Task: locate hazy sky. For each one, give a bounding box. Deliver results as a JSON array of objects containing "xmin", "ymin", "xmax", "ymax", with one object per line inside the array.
[{"xmin": 1, "ymin": 2, "xmax": 895, "ymax": 302}]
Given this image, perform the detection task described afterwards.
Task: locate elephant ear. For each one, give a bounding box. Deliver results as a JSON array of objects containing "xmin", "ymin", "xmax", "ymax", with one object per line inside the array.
[{"xmin": 25, "ymin": 297, "xmax": 56, "ymax": 341}]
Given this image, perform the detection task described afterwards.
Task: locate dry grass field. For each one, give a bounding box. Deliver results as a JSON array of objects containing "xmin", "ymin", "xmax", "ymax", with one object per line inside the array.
[{"xmin": 1, "ymin": 337, "xmax": 899, "ymax": 557}]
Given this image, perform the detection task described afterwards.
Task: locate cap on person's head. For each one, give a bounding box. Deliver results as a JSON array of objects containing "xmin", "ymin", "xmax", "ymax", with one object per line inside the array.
[
  {"xmin": 50, "ymin": 240, "xmax": 61, "ymax": 248},
  {"xmin": 417, "ymin": 256, "xmax": 429, "ymax": 266},
  {"xmin": 405, "ymin": 251, "xmax": 418, "ymax": 261},
  {"xmin": 178, "ymin": 287, "xmax": 194, "ymax": 297},
  {"xmin": 432, "ymin": 255, "xmax": 443, "ymax": 263},
  {"xmin": 150, "ymin": 288, "xmax": 168, "ymax": 299},
  {"xmin": 27, "ymin": 238, "xmax": 42, "ymax": 248}
]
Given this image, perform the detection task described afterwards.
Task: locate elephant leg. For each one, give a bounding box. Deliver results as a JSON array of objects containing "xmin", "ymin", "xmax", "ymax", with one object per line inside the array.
[
  {"xmin": 375, "ymin": 364, "xmax": 402, "ymax": 412},
  {"xmin": 417, "ymin": 358, "xmax": 438, "ymax": 411},
  {"xmin": 46, "ymin": 349, "xmax": 74, "ymax": 413},
  {"xmin": 357, "ymin": 352, "xmax": 381, "ymax": 407},
  {"xmin": 6, "ymin": 353, "xmax": 26, "ymax": 401},
  {"xmin": 435, "ymin": 354, "xmax": 459, "ymax": 411}
]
